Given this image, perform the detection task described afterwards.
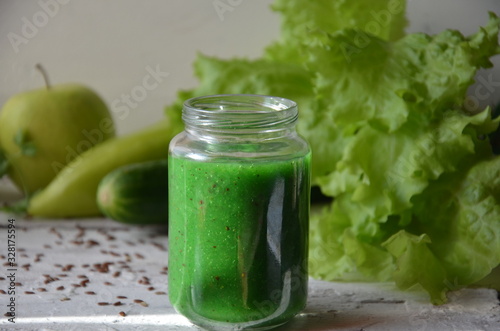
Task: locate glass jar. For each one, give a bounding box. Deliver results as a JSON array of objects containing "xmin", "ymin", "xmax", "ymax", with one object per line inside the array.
[{"xmin": 168, "ymin": 94, "xmax": 311, "ymax": 330}]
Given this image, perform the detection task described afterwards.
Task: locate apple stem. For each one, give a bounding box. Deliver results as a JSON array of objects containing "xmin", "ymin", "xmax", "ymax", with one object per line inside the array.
[{"xmin": 35, "ymin": 63, "xmax": 51, "ymax": 90}]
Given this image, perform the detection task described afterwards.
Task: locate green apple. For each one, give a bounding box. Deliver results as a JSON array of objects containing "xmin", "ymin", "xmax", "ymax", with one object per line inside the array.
[{"xmin": 0, "ymin": 65, "xmax": 115, "ymax": 194}]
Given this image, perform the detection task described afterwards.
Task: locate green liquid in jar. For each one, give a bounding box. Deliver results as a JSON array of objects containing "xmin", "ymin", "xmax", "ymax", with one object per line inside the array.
[{"xmin": 168, "ymin": 153, "xmax": 310, "ymax": 330}]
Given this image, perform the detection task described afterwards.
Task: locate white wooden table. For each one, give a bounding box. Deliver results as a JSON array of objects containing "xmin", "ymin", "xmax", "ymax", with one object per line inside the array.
[{"xmin": 0, "ymin": 215, "xmax": 498, "ymax": 331}]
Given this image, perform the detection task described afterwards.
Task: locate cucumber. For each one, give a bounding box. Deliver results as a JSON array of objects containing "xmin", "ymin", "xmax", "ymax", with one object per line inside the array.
[{"xmin": 97, "ymin": 159, "xmax": 168, "ymax": 225}]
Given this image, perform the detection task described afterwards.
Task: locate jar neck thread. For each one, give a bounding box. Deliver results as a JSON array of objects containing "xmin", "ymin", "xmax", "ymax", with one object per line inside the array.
[{"xmin": 182, "ymin": 94, "xmax": 298, "ymax": 140}]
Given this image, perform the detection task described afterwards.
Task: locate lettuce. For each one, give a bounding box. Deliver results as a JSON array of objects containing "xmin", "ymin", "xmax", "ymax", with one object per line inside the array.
[{"xmin": 166, "ymin": 0, "xmax": 500, "ymax": 304}]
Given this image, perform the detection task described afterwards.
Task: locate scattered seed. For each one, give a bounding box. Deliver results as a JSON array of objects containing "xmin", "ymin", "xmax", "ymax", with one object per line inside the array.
[
  {"xmin": 117, "ymin": 295, "xmax": 127, "ymax": 299},
  {"xmin": 113, "ymin": 271, "xmax": 121, "ymax": 278},
  {"xmin": 75, "ymin": 225, "xmax": 85, "ymax": 238},
  {"xmin": 43, "ymin": 244, "xmax": 52, "ymax": 249},
  {"xmin": 61, "ymin": 264, "xmax": 74, "ymax": 272},
  {"xmin": 37, "ymin": 288, "xmax": 47, "ymax": 292},
  {"xmin": 44, "ymin": 277, "xmax": 58, "ymax": 284},
  {"xmin": 134, "ymin": 299, "xmax": 148, "ymax": 307},
  {"xmin": 0, "ymin": 290, "xmax": 6, "ymax": 294},
  {"xmin": 155, "ymin": 291, "xmax": 166, "ymax": 295},
  {"xmin": 94, "ymin": 262, "xmax": 113, "ymax": 273},
  {"xmin": 98, "ymin": 302, "xmax": 109, "ymax": 306},
  {"xmin": 60, "ymin": 297, "xmax": 71, "ymax": 301},
  {"xmin": 0, "ymin": 277, "xmax": 5, "ymax": 281},
  {"xmin": 77, "ymin": 275, "xmax": 88, "ymax": 279},
  {"xmin": 104, "ymin": 282, "xmax": 113, "ymax": 286},
  {"xmin": 135, "ymin": 253, "xmax": 145, "ymax": 259},
  {"xmin": 113, "ymin": 301, "xmax": 123, "ymax": 306},
  {"xmin": 34, "ymin": 254, "xmax": 43, "ymax": 263},
  {"xmin": 147, "ymin": 287, "xmax": 155, "ymax": 291},
  {"xmin": 138, "ymin": 276, "xmax": 150, "ymax": 285},
  {"xmin": 25, "ymin": 291, "xmax": 35, "ymax": 295},
  {"xmin": 87, "ymin": 239, "xmax": 100, "ymax": 247},
  {"xmin": 152, "ymin": 242, "xmax": 167, "ymax": 251},
  {"xmin": 85, "ymin": 291, "xmax": 96, "ymax": 295},
  {"xmin": 56, "ymin": 286, "xmax": 65, "ymax": 291},
  {"xmin": 15, "ymin": 282, "xmax": 22, "ymax": 286},
  {"xmin": 119, "ymin": 311, "xmax": 126, "ymax": 317},
  {"xmin": 49, "ymin": 227, "xmax": 63, "ymax": 239}
]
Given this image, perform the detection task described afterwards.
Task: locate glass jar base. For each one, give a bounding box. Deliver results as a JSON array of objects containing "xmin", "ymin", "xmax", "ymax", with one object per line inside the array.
[{"xmin": 188, "ymin": 318, "xmax": 290, "ymax": 331}]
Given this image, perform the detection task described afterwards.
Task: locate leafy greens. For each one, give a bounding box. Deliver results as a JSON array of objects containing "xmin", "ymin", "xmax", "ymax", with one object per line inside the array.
[{"xmin": 165, "ymin": 0, "xmax": 500, "ymax": 304}]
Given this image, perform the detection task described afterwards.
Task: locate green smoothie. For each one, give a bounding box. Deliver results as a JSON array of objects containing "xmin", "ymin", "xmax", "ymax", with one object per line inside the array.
[{"xmin": 168, "ymin": 153, "xmax": 310, "ymax": 329}]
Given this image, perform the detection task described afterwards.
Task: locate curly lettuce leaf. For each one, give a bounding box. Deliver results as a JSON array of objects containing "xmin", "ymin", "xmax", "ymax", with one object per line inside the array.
[
  {"xmin": 411, "ymin": 156, "xmax": 500, "ymax": 286},
  {"xmin": 306, "ymin": 13, "xmax": 500, "ymax": 304},
  {"xmin": 265, "ymin": 0, "xmax": 408, "ymax": 63},
  {"xmin": 382, "ymin": 231, "xmax": 448, "ymax": 305},
  {"xmin": 317, "ymin": 109, "xmax": 498, "ymax": 238},
  {"xmin": 304, "ymin": 14, "xmax": 500, "ymax": 132},
  {"xmin": 379, "ymin": 156, "xmax": 500, "ymax": 304}
]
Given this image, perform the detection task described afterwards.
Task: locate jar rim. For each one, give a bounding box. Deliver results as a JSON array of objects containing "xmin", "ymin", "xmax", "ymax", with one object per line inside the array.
[
  {"xmin": 183, "ymin": 94, "xmax": 297, "ymax": 114},
  {"xmin": 182, "ymin": 94, "xmax": 298, "ymax": 134}
]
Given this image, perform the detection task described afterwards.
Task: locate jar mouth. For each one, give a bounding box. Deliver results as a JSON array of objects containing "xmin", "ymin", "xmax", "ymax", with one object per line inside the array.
[{"xmin": 182, "ymin": 94, "xmax": 298, "ymax": 132}]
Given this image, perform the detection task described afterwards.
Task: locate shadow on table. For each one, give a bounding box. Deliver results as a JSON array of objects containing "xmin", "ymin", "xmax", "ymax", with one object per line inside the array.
[{"xmin": 273, "ymin": 309, "xmax": 385, "ymax": 331}]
